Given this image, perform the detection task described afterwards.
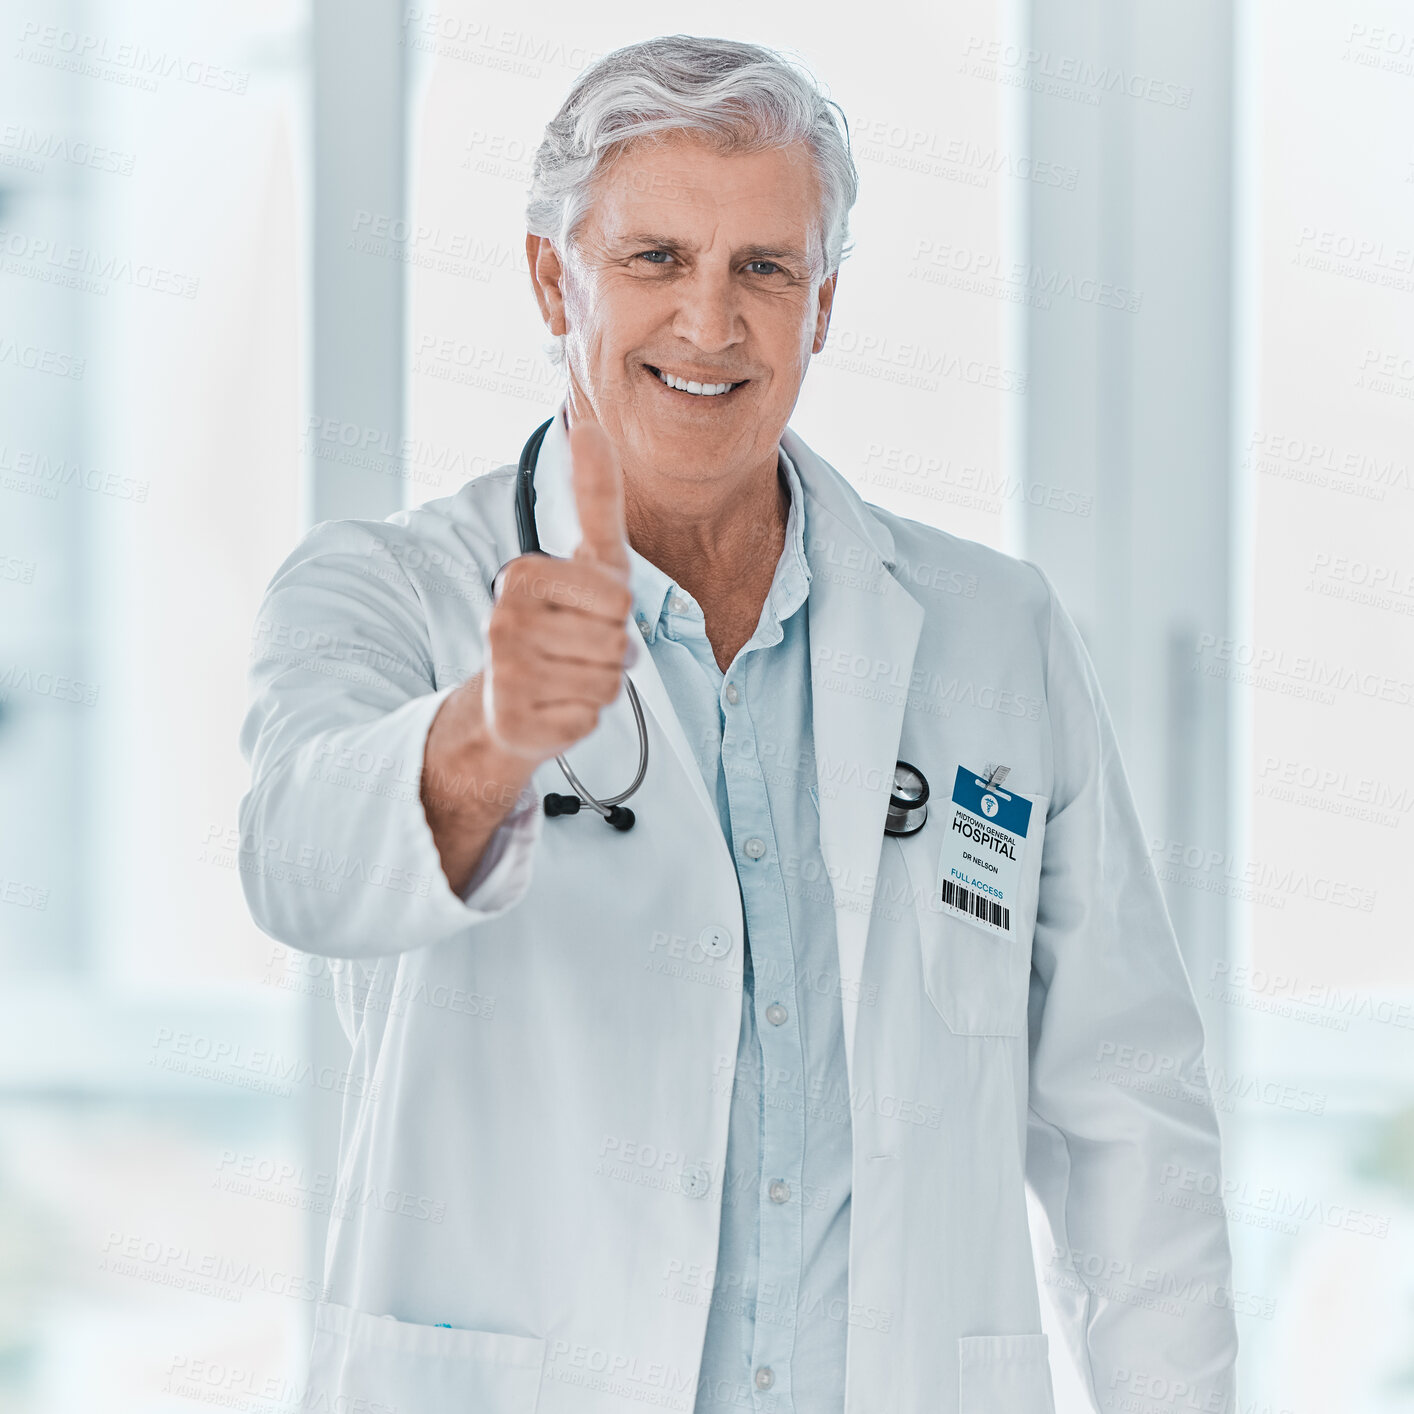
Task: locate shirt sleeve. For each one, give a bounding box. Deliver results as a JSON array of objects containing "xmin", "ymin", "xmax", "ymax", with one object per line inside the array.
[
  {"xmin": 1021, "ymin": 561, "xmax": 1241, "ymax": 1410},
  {"xmin": 237, "ymin": 516, "xmax": 541, "ymax": 958},
  {"xmin": 455, "ymin": 785, "xmax": 543, "ymax": 907}
]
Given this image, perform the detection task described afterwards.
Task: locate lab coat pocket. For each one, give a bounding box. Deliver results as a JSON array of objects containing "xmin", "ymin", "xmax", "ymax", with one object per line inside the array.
[
  {"xmin": 958, "ymin": 1332, "xmax": 1056, "ymax": 1413},
  {"xmin": 308, "ymin": 1299, "xmax": 547, "ymax": 1413},
  {"xmin": 897, "ymin": 790, "xmax": 1047, "ymax": 1038},
  {"xmin": 912, "ymin": 897, "xmax": 1026, "ymax": 1036}
]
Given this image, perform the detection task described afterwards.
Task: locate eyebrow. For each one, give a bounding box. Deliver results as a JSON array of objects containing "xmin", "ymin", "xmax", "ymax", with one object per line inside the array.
[{"xmin": 613, "ymin": 231, "xmax": 811, "ymax": 265}]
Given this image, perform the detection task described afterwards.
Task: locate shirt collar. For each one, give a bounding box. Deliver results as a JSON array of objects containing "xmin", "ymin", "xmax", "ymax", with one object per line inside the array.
[{"xmin": 528, "ymin": 398, "xmax": 811, "ymax": 644}]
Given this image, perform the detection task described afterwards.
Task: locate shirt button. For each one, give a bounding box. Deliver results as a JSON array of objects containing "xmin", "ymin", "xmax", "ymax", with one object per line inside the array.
[
  {"xmin": 668, "ymin": 593, "xmax": 690, "ymax": 614},
  {"xmin": 754, "ymin": 1367, "xmax": 775, "ymax": 1391},
  {"xmin": 742, "ymin": 837, "xmax": 766, "ymax": 860},
  {"xmin": 679, "ymin": 1163, "xmax": 710, "ymax": 1199},
  {"xmin": 724, "ymin": 682, "xmax": 740, "ymax": 705},
  {"xmin": 635, "ymin": 613, "xmax": 651, "ymax": 636},
  {"xmin": 765, "ymin": 1003, "xmax": 788, "ymax": 1026},
  {"xmin": 768, "ymin": 1180, "xmax": 790, "ymax": 1204},
  {"xmin": 698, "ymin": 924, "xmax": 732, "ymax": 957}
]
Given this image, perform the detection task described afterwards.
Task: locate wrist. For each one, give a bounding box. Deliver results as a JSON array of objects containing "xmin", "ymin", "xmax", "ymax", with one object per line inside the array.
[{"xmin": 424, "ymin": 678, "xmax": 538, "ymax": 821}]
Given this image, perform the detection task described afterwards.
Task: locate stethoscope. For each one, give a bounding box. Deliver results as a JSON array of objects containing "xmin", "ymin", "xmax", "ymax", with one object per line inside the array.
[{"xmin": 513, "ymin": 415, "xmax": 931, "ymax": 838}]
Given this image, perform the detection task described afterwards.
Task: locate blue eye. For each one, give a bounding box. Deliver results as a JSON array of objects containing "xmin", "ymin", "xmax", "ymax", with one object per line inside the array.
[
  {"xmin": 747, "ymin": 260, "xmax": 783, "ymax": 275},
  {"xmin": 638, "ymin": 250, "xmax": 672, "ymax": 264}
]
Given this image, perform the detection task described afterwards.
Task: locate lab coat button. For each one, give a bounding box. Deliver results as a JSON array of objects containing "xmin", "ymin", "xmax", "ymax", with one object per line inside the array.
[
  {"xmin": 765, "ymin": 1003, "xmax": 788, "ymax": 1026},
  {"xmin": 698, "ymin": 925, "xmax": 732, "ymax": 957},
  {"xmin": 742, "ymin": 837, "xmax": 766, "ymax": 860},
  {"xmin": 754, "ymin": 1367, "xmax": 775, "ymax": 1390},
  {"xmin": 679, "ymin": 1163, "xmax": 710, "ymax": 1199},
  {"xmin": 768, "ymin": 1180, "xmax": 790, "ymax": 1204}
]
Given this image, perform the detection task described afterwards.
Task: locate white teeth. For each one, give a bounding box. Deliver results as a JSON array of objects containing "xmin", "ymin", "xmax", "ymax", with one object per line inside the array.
[{"xmin": 654, "ymin": 367, "xmax": 736, "ymax": 396}]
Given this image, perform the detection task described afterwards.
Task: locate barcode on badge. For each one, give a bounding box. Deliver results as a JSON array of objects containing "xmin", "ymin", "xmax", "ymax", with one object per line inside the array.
[{"xmin": 940, "ymin": 878, "xmax": 1010, "ymax": 933}]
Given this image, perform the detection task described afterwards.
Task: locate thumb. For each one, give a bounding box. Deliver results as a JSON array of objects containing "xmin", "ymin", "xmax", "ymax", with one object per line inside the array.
[{"xmin": 569, "ymin": 420, "xmax": 630, "ymax": 577}]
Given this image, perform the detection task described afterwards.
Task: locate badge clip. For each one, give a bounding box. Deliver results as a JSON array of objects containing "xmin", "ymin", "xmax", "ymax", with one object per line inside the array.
[{"xmin": 982, "ymin": 762, "xmax": 1011, "ymax": 793}]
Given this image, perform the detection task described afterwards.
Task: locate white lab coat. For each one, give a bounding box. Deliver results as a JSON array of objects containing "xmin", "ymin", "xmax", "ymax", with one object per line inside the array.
[{"xmin": 238, "ymin": 407, "xmax": 1239, "ymax": 1414}]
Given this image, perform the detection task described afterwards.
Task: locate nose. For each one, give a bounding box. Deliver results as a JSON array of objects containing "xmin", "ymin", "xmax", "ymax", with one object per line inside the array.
[{"xmin": 669, "ymin": 265, "xmax": 744, "ymax": 357}]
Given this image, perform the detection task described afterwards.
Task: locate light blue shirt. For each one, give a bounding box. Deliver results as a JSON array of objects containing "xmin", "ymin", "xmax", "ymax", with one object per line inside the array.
[{"xmin": 624, "ymin": 449, "xmax": 851, "ymax": 1414}]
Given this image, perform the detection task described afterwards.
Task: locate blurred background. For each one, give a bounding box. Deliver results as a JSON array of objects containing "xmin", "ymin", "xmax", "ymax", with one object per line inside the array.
[{"xmin": 1, "ymin": 0, "xmax": 1411, "ymax": 1409}]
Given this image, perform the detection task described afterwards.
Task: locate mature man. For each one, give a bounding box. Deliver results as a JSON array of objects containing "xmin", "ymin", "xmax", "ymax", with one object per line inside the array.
[{"xmin": 239, "ymin": 34, "xmax": 1239, "ymax": 1414}]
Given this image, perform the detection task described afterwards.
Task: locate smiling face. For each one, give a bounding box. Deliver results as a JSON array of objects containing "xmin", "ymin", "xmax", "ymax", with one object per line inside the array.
[{"xmin": 527, "ymin": 132, "xmax": 837, "ymax": 491}]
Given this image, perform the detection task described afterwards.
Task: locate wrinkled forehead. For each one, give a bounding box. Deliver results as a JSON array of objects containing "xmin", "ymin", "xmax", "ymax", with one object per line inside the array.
[{"xmin": 575, "ymin": 133, "xmax": 826, "ymax": 267}]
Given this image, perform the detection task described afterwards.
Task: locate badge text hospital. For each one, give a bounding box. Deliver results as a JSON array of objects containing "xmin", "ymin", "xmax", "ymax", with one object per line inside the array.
[{"xmin": 936, "ymin": 765, "xmax": 1032, "ymax": 936}]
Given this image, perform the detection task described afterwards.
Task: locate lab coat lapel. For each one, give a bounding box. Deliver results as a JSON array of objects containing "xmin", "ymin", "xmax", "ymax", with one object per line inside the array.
[
  {"xmin": 621, "ymin": 634, "xmax": 721, "ymax": 826},
  {"xmin": 788, "ymin": 430, "xmax": 925, "ymax": 1089}
]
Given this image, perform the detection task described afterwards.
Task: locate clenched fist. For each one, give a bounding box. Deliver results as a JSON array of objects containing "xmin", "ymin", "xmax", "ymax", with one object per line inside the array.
[{"xmin": 481, "ymin": 420, "xmax": 636, "ymax": 761}]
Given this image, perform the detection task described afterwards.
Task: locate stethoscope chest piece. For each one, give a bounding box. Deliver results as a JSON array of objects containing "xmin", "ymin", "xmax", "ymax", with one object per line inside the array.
[{"xmin": 884, "ymin": 760, "xmax": 929, "ymax": 836}]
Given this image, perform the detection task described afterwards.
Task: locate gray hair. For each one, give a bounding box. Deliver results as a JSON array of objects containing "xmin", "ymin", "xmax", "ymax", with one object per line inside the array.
[{"xmin": 526, "ymin": 35, "xmax": 858, "ymax": 368}]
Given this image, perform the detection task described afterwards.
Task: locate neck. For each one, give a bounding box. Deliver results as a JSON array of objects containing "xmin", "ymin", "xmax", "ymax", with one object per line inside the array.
[
  {"xmin": 627, "ymin": 457, "xmax": 790, "ymax": 678},
  {"xmin": 623, "ymin": 457, "xmax": 789, "ymax": 590}
]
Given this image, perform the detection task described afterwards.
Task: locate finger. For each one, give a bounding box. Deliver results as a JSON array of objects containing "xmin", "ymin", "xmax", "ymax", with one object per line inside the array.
[
  {"xmin": 569, "ymin": 420, "xmax": 630, "ymax": 577},
  {"xmin": 517, "ymin": 612, "xmax": 630, "ymax": 666},
  {"xmin": 525, "ymin": 661, "xmax": 624, "ymax": 710},
  {"xmin": 498, "ymin": 555, "xmax": 632, "ymax": 624},
  {"xmin": 528, "ymin": 703, "xmax": 601, "ymax": 752},
  {"xmin": 484, "ymin": 696, "xmax": 598, "ymax": 760}
]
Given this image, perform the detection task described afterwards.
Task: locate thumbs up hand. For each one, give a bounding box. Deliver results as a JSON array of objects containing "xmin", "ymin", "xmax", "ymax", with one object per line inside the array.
[{"xmin": 477, "ymin": 418, "xmax": 637, "ymax": 763}]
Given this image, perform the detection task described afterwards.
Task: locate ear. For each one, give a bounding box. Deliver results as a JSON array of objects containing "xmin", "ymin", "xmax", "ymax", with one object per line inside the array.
[
  {"xmin": 812, "ymin": 270, "xmax": 838, "ymax": 354},
  {"xmin": 526, "ymin": 233, "xmax": 568, "ymax": 337}
]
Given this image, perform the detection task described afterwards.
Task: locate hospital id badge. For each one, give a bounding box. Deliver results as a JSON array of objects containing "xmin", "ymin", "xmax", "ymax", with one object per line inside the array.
[{"xmin": 936, "ymin": 766, "xmax": 1032, "ymax": 936}]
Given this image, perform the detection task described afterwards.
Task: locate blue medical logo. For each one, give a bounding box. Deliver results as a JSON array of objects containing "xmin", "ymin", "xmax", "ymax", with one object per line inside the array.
[{"xmin": 951, "ymin": 766, "xmax": 1032, "ymax": 837}]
